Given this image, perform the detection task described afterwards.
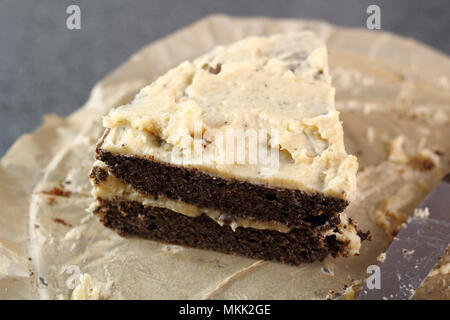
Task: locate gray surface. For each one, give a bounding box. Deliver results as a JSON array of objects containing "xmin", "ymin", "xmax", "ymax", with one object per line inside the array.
[{"xmin": 0, "ymin": 0, "xmax": 449, "ymax": 157}]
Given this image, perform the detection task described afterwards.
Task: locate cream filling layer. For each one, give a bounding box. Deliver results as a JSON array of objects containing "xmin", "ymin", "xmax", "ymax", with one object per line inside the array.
[
  {"xmin": 90, "ymin": 161, "xmax": 291, "ymax": 233},
  {"xmin": 90, "ymin": 160, "xmax": 361, "ymax": 255}
]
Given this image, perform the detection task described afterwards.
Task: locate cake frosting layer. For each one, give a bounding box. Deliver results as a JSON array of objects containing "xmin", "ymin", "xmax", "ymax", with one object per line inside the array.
[{"xmin": 100, "ymin": 33, "xmax": 358, "ymax": 201}]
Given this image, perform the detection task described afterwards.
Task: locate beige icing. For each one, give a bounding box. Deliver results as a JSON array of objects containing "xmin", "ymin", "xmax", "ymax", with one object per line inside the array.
[
  {"xmin": 90, "ymin": 160, "xmax": 361, "ymax": 255},
  {"xmin": 70, "ymin": 273, "xmax": 113, "ymax": 300},
  {"xmin": 100, "ymin": 33, "xmax": 358, "ymax": 201},
  {"xmin": 429, "ymin": 263, "xmax": 450, "ymax": 277}
]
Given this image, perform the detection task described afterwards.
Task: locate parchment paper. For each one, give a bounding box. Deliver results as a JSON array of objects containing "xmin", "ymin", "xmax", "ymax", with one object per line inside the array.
[{"xmin": 1, "ymin": 15, "xmax": 449, "ymax": 300}]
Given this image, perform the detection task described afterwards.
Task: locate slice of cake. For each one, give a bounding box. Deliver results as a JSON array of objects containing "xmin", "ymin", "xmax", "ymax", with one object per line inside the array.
[{"xmin": 90, "ymin": 33, "xmax": 368, "ymax": 265}]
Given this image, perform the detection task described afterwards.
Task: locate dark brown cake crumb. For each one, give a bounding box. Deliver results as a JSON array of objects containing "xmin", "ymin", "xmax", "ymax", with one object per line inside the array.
[
  {"xmin": 42, "ymin": 186, "xmax": 71, "ymax": 198},
  {"xmin": 89, "ymin": 166, "xmax": 108, "ymax": 185},
  {"xmin": 357, "ymin": 230, "xmax": 372, "ymax": 241},
  {"xmin": 419, "ymin": 159, "xmax": 435, "ymax": 171},
  {"xmin": 52, "ymin": 218, "xmax": 73, "ymax": 228},
  {"xmin": 326, "ymin": 290, "xmax": 342, "ymax": 300},
  {"xmin": 202, "ymin": 63, "xmax": 222, "ymax": 74}
]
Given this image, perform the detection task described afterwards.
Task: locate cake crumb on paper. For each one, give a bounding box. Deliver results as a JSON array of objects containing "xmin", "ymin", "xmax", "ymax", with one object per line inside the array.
[
  {"xmin": 41, "ymin": 186, "xmax": 72, "ymax": 198},
  {"xmin": 402, "ymin": 248, "xmax": 415, "ymax": 256},
  {"xmin": 377, "ymin": 252, "xmax": 386, "ymax": 263},
  {"xmin": 388, "ymin": 136, "xmax": 408, "ymax": 164},
  {"xmin": 429, "ymin": 263, "xmax": 450, "ymax": 277},
  {"xmin": 413, "ymin": 207, "xmax": 430, "ymax": 219},
  {"xmin": 342, "ymin": 280, "xmax": 364, "ymax": 300},
  {"xmin": 387, "ymin": 136, "xmax": 441, "ymax": 171},
  {"xmin": 412, "ymin": 149, "xmax": 440, "ymax": 171},
  {"xmin": 52, "ymin": 217, "xmax": 73, "ymax": 227},
  {"xmin": 70, "ymin": 273, "xmax": 113, "ymax": 300}
]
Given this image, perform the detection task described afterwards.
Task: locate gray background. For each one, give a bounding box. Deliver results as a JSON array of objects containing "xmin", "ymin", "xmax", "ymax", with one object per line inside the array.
[{"xmin": 1, "ymin": 0, "xmax": 449, "ymax": 156}]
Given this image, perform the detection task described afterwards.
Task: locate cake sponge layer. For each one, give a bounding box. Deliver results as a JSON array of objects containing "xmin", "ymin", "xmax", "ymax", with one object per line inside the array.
[
  {"xmin": 96, "ymin": 146, "xmax": 349, "ymax": 229},
  {"xmin": 90, "ymin": 159, "xmax": 367, "ymax": 257},
  {"xmin": 93, "ymin": 198, "xmax": 359, "ymax": 265}
]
